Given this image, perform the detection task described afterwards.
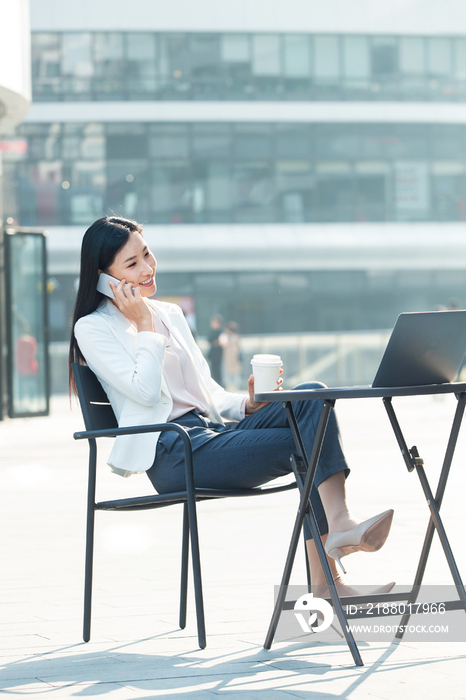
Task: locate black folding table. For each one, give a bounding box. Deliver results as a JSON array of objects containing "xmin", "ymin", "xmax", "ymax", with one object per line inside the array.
[{"xmin": 256, "ymin": 382, "xmax": 466, "ymax": 666}]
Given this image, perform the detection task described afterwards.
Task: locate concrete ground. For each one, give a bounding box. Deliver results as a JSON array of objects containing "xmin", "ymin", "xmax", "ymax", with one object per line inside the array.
[{"xmin": 1, "ymin": 391, "xmax": 466, "ymax": 699}]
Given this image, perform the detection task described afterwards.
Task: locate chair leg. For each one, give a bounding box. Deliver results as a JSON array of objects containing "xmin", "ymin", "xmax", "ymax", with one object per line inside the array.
[
  {"xmin": 179, "ymin": 503, "xmax": 189, "ymax": 629},
  {"xmin": 83, "ymin": 441, "xmax": 97, "ymax": 643},
  {"xmin": 180, "ymin": 430, "xmax": 207, "ymax": 649},
  {"xmin": 186, "ymin": 494, "xmax": 206, "ymax": 649},
  {"xmin": 304, "ymin": 529, "xmax": 311, "ymax": 591}
]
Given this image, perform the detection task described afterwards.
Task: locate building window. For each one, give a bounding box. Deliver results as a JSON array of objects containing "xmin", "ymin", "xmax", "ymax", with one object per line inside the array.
[
  {"xmin": 5, "ymin": 122, "xmax": 466, "ymax": 227},
  {"xmin": 31, "ymin": 31, "xmax": 466, "ymax": 102}
]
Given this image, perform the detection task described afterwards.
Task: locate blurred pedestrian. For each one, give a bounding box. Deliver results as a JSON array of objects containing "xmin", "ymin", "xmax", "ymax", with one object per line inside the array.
[
  {"xmin": 224, "ymin": 321, "xmax": 242, "ymax": 391},
  {"xmin": 207, "ymin": 314, "xmax": 227, "ymax": 385},
  {"xmin": 447, "ymin": 297, "xmax": 463, "ymax": 310}
]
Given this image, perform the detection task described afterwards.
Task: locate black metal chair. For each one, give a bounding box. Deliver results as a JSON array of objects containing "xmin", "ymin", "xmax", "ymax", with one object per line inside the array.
[{"xmin": 72, "ymin": 362, "xmax": 303, "ymax": 649}]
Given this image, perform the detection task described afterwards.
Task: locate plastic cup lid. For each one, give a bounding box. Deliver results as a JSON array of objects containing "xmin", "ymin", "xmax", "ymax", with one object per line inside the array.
[{"xmin": 250, "ymin": 354, "xmax": 283, "ymax": 366}]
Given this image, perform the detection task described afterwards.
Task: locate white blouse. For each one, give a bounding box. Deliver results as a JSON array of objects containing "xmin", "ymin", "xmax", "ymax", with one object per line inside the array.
[{"xmin": 152, "ymin": 310, "xmax": 210, "ymax": 420}]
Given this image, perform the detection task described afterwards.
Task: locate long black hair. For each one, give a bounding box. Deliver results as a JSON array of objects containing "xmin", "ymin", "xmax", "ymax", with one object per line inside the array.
[{"xmin": 69, "ymin": 216, "xmax": 143, "ymax": 394}]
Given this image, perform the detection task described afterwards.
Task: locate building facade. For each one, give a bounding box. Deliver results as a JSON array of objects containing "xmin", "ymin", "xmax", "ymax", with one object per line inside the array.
[
  {"xmin": 0, "ymin": 0, "xmax": 33, "ymax": 416},
  {"xmin": 0, "ymin": 0, "xmax": 31, "ymax": 200},
  {"xmin": 0, "ymin": 0, "xmax": 30, "ymax": 133},
  {"xmin": 2, "ymin": 0, "xmax": 466, "ymax": 340}
]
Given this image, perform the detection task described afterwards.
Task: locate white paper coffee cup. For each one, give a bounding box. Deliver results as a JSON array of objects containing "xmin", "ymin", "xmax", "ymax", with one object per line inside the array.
[{"xmin": 250, "ymin": 354, "xmax": 283, "ymax": 394}]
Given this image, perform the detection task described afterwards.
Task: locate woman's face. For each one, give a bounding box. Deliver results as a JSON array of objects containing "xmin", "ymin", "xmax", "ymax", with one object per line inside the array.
[{"xmin": 106, "ymin": 232, "xmax": 157, "ymax": 297}]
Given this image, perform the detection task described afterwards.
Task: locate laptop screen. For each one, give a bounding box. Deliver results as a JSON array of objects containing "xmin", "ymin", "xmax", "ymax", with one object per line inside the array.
[{"xmin": 372, "ymin": 310, "xmax": 466, "ymax": 388}]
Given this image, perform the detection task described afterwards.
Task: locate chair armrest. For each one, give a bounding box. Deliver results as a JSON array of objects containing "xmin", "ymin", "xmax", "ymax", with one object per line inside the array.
[
  {"xmin": 73, "ymin": 422, "xmax": 188, "ymax": 441},
  {"xmin": 73, "ymin": 422, "xmax": 196, "ymax": 493}
]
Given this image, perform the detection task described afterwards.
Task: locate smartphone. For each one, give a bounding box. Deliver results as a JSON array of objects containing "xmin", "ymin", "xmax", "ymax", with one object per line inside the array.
[{"xmin": 96, "ymin": 272, "xmax": 120, "ymax": 300}]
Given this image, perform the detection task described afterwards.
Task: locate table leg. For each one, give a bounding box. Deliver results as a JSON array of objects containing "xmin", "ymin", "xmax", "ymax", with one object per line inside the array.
[
  {"xmin": 422, "ymin": 392, "xmax": 466, "ymax": 602},
  {"xmin": 383, "ymin": 393, "xmax": 466, "ymax": 636},
  {"xmin": 264, "ymin": 400, "xmax": 363, "ymax": 667}
]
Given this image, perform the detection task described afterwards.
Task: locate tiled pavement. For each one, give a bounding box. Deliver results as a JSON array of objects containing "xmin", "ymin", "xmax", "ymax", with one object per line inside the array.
[{"xmin": 1, "ymin": 392, "xmax": 466, "ymax": 698}]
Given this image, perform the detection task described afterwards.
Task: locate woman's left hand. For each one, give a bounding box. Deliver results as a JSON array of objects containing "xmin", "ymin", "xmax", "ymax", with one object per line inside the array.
[{"xmin": 245, "ymin": 370, "xmax": 283, "ymax": 415}]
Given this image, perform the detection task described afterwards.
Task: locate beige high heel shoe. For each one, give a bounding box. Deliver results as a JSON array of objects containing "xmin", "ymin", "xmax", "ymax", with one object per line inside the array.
[
  {"xmin": 312, "ymin": 580, "xmax": 396, "ymax": 600},
  {"xmin": 370, "ymin": 581, "xmax": 396, "ymax": 594},
  {"xmin": 325, "ymin": 509, "xmax": 394, "ymax": 574}
]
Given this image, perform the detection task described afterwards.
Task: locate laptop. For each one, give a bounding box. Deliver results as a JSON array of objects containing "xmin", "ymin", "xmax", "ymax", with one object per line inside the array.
[{"xmin": 372, "ymin": 310, "xmax": 466, "ymax": 388}]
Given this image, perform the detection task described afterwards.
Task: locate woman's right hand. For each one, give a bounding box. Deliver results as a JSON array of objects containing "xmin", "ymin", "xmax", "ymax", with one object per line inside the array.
[{"xmin": 109, "ymin": 279, "xmax": 154, "ymax": 333}]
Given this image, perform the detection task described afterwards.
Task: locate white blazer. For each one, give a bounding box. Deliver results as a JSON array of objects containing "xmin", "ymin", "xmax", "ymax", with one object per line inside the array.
[{"xmin": 74, "ymin": 298, "xmax": 245, "ymax": 477}]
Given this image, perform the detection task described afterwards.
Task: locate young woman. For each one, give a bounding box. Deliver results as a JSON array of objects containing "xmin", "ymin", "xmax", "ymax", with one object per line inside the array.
[{"xmin": 69, "ymin": 216, "xmax": 394, "ymax": 596}]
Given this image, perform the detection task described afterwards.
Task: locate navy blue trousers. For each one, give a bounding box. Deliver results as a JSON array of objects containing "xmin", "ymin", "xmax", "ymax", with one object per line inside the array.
[{"xmin": 146, "ymin": 382, "xmax": 350, "ymax": 539}]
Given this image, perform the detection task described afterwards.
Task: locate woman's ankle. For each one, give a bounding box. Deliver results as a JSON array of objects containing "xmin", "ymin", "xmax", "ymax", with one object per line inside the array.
[{"xmin": 327, "ymin": 508, "xmax": 360, "ymax": 534}]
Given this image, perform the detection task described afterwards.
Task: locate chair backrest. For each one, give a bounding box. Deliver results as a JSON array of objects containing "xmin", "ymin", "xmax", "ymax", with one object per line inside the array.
[{"xmin": 72, "ymin": 362, "xmax": 118, "ymax": 432}]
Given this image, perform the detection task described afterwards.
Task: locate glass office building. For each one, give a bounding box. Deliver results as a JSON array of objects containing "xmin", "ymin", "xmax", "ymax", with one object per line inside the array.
[
  {"xmin": 5, "ymin": 121, "xmax": 466, "ymax": 227},
  {"xmin": 30, "ymin": 32, "xmax": 466, "ymax": 104},
  {"xmin": 3, "ymin": 0, "xmax": 466, "ymax": 341}
]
